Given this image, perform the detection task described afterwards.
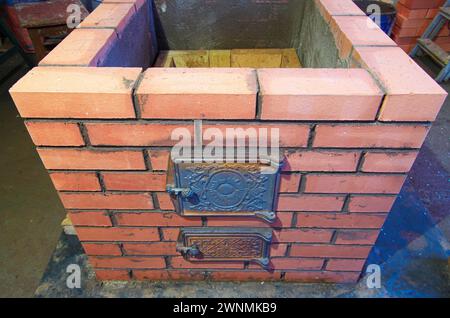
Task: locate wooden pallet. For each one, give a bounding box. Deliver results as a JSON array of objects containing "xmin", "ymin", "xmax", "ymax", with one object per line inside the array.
[{"xmin": 154, "ymin": 48, "xmax": 302, "ymax": 68}]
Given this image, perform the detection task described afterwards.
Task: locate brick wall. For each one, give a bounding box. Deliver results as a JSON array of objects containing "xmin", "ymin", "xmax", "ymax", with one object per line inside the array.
[{"xmin": 8, "ymin": 0, "xmax": 447, "ymax": 283}]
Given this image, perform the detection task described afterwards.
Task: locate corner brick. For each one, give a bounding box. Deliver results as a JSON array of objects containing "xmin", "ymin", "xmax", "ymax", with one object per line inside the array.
[
  {"xmin": 290, "ymin": 244, "xmax": 372, "ymax": 259},
  {"xmin": 102, "ymin": 172, "xmax": 166, "ymax": 191},
  {"xmin": 49, "ymin": 172, "xmax": 101, "ymax": 191},
  {"xmin": 59, "ymin": 193, "xmax": 153, "ymax": 209},
  {"xmin": 76, "ymin": 227, "xmax": 159, "ymax": 242},
  {"xmin": 114, "ymin": 212, "xmax": 202, "ymax": 227},
  {"xmin": 315, "ymin": 0, "xmax": 366, "ymax": 19},
  {"xmin": 69, "ymin": 211, "xmax": 112, "ymax": 226},
  {"xmin": 10, "ymin": 67, "xmax": 141, "ymax": 119},
  {"xmin": 37, "ymin": 149, "xmax": 146, "ymax": 170},
  {"xmin": 361, "ymin": 152, "xmax": 419, "ymax": 173},
  {"xmin": 326, "ymin": 259, "xmax": 366, "ymax": 272},
  {"xmin": 277, "ymin": 194, "xmax": 345, "ymax": 211},
  {"xmin": 283, "ymin": 150, "xmax": 360, "ymax": 172},
  {"xmin": 25, "ymin": 122, "xmax": 84, "ymax": 146},
  {"xmin": 123, "ymin": 242, "xmax": 178, "ymax": 256},
  {"xmin": 313, "ymin": 124, "xmax": 430, "ymax": 148},
  {"xmin": 39, "ymin": 29, "xmax": 116, "ymax": 66},
  {"xmin": 258, "ymin": 69, "xmax": 383, "ymax": 121},
  {"xmin": 348, "ymin": 195, "xmax": 397, "ymax": 213},
  {"xmin": 304, "ymin": 174, "xmax": 407, "ymax": 194},
  {"xmin": 296, "ymin": 213, "xmax": 387, "ymax": 229},
  {"xmin": 82, "ymin": 243, "xmax": 122, "ymax": 256},
  {"xmin": 136, "ymin": 68, "xmax": 258, "ymax": 119},
  {"xmin": 89, "ymin": 256, "xmax": 165, "ymax": 269},
  {"xmin": 353, "ymin": 46, "xmax": 447, "ymax": 121},
  {"xmin": 330, "ymin": 16, "xmax": 396, "ymax": 59}
]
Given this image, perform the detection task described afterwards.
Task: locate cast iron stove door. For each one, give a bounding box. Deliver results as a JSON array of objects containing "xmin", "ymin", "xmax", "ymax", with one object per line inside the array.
[
  {"xmin": 176, "ymin": 228, "xmax": 272, "ymax": 268},
  {"xmin": 166, "ymin": 159, "xmax": 281, "ymax": 222}
]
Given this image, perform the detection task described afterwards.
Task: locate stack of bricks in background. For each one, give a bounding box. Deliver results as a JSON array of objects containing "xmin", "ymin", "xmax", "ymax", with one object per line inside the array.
[
  {"xmin": 8, "ymin": 0, "xmax": 447, "ymax": 283},
  {"xmin": 392, "ymin": 0, "xmax": 450, "ymax": 53}
]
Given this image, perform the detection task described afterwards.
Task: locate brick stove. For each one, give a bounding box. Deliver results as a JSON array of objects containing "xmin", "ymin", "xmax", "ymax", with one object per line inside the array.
[{"xmin": 9, "ymin": 0, "xmax": 447, "ymax": 283}]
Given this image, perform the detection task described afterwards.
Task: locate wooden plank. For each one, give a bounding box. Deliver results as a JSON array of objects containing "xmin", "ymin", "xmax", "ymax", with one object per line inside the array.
[
  {"xmin": 209, "ymin": 50, "xmax": 231, "ymax": 67},
  {"xmin": 281, "ymin": 48, "xmax": 302, "ymax": 68},
  {"xmin": 231, "ymin": 49, "xmax": 282, "ymax": 68}
]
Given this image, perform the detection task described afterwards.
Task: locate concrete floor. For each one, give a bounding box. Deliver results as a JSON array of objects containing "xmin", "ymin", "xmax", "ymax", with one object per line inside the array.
[{"xmin": 0, "ymin": 54, "xmax": 448, "ymax": 298}]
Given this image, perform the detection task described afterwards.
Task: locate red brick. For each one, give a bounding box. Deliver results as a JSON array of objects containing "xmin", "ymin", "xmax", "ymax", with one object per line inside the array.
[
  {"xmin": 284, "ymin": 271, "xmax": 360, "ymax": 283},
  {"xmin": 161, "ymin": 228, "xmax": 179, "ymax": 241},
  {"xmin": 274, "ymin": 229, "xmax": 334, "ymax": 243},
  {"xmin": 95, "ymin": 269, "xmax": 130, "ymax": 280},
  {"xmin": 102, "ymin": 172, "xmax": 166, "ymax": 191},
  {"xmin": 115, "ymin": 212, "xmax": 202, "ymax": 227},
  {"xmin": 283, "ymin": 150, "xmax": 360, "ymax": 172},
  {"xmin": 398, "ymin": 0, "xmax": 444, "ymax": 10},
  {"xmin": 269, "ymin": 258, "xmax": 324, "ymax": 271},
  {"xmin": 348, "ymin": 195, "xmax": 396, "ymax": 212},
  {"xmin": 353, "ymin": 46, "xmax": 447, "ymax": 121},
  {"xmin": 59, "ymin": 193, "xmax": 153, "ymax": 209},
  {"xmin": 89, "ymin": 256, "xmax": 165, "ymax": 269},
  {"xmin": 361, "ymin": 152, "xmax": 419, "ymax": 173},
  {"xmin": 149, "ymin": 149, "xmax": 170, "ymax": 171},
  {"xmin": 25, "ymin": 122, "xmax": 84, "ymax": 146},
  {"xmin": 39, "ymin": 29, "xmax": 116, "ymax": 66},
  {"xmin": 279, "ymin": 174, "xmax": 301, "ymax": 192},
  {"xmin": 277, "ymin": 194, "xmax": 345, "ymax": 211},
  {"xmin": 296, "ymin": 213, "xmax": 387, "ymax": 229},
  {"xmin": 37, "ymin": 149, "xmax": 146, "ymax": 170},
  {"xmin": 335, "ymin": 230, "xmax": 380, "ymax": 245},
  {"xmin": 270, "ymin": 244, "xmax": 288, "ymax": 257},
  {"xmin": 290, "ymin": 244, "xmax": 372, "ymax": 259},
  {"xmin": 123, "ymin": 242, "xmax": 177, "ymax": 256},
  {"xmin": 258, "ymin": 69, "xmax": 383, "ymax": 121},
  {"xmin": 314, "ymin": 124, "xmax": 430, "ymax": 148},
  {"xmin": 304, "ymin": 174, "xmax": 406, "ymax": 194},
  {"xmin": 76, "ymin": 227, "xmax": 159, "ymax": 242},
  {"xmin": 316, "ymin": 0, "xmax": 365, "ymax": 19},
  {"xmin": 157, "ymin": 192, "xmax": 175, "ymax": 211},
  {"xmin": 82, "ymin": 243, "xmax": 122, "ymax": 256},
  {"xmin": 326, "ymin": 259, "xmax": 366, "ymax": 272},
  {"xmin": 331, "ymin": 16, "xmax": 396, "ymax": 59},
  {"xmin": 396, "ymin": 3, "xmax": 427, "ymax": 19},
  {"xmin": 208, "ymin": 271, "xmax": 279, "ymax": 281},
  {"xmin": 10, "ymin": 67, "xmax": 140, "ymax": 118},
  {"xmin": 171, "ymin": 257, "xmax": 244, "ymax": 269},
  {"xmin": 50, "ymin": 172, "xmax": 101, "ymax": 191},
  {"xmin": 86, "ymin": 123, "xmax": 308, "ymax": 147},
  {"xmin": 206, "ymin": 213, "xmax": 293, "ymax": 228},
  {"xmin": 133, "ymin": 270, "xmax": 206, "ymax": 281},
  {"xmin": 136, "ymin": 68, "xmax": 258, "ymax": 119},
  {"xmin": 77, "ymin": 3, "xmax": 135, "ymax": 34},
  {"xmin": 69, "ymin": 211, "xmax": 112, "ymax": 227}
]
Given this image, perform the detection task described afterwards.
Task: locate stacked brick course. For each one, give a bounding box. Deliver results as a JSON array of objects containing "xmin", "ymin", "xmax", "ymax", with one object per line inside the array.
[
  {"xmin": 392, "ymin": 0, "xmax": 450, "ymax": 53},
  {"xmin": 9, "ymin": 0, "xmax": 447, "ymax": 283}
]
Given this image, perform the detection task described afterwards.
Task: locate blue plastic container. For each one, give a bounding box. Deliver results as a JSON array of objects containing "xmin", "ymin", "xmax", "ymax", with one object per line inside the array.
[
  {"xmin": 3, "ymin": 0, "xmax": 45, "ymax": 5},
  {"xmin": 354, "ymin": 0, "xmax": 397, "ymax": 36}
]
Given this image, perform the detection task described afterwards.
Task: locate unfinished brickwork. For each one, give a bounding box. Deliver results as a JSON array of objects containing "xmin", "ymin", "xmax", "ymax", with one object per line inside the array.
[{"xmin": 9, "ymin": 0, "xmax": 447, "ymax": 283}]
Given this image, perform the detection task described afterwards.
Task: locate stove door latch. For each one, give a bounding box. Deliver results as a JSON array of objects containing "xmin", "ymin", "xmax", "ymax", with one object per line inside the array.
[
  {"xmin": 166, "ymin": 185, "xmax": 195, "ymax": 200},
  {"xmin": 176, "ymin": 244, "xmax": 201, "ymax": 258}
]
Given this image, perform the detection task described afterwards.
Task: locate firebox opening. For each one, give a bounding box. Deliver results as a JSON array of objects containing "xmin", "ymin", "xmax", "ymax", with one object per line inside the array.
[{"xmin": 148, "ymin": 0, "xmax": 350, "ymax": 69}]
